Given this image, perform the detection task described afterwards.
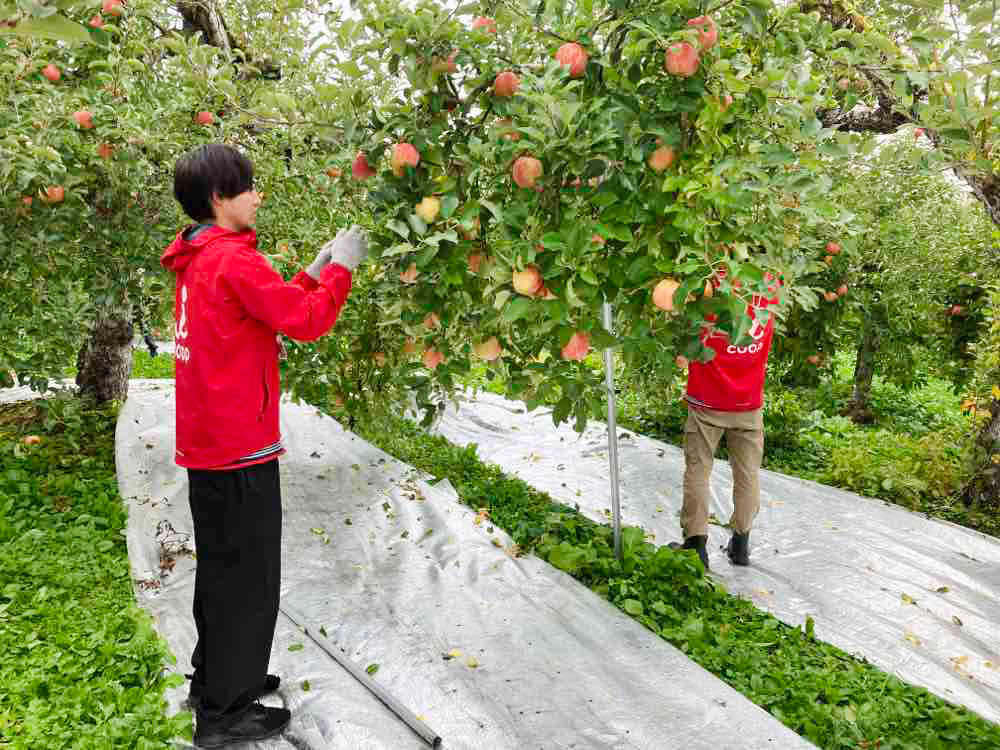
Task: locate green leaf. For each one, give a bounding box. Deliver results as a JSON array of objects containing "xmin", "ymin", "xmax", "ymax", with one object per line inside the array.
[
  {"xmin": 387, "ymin": 220, "xmax": 410, "ymax": 239},
  {"xmin": 623, "ymin": 599, "xmax": 643, "ymax": 616},
  {"xmin": 502, "ymin": 297, "xmax": 535, "ymax": 323},
  {"xmin": 440, "ymin": 195, "xmax": 459, "ymax": 219},
  {"xmin": 1, "ymin": 13, "xmax": 91, "ymax": 43},
  {"xmin": 479, "ymin": 199, "xmax": 503, "ymax": 222},
  {"xmin": 366, "ymin": 663, "xmax": 379, "ymax": 675}
]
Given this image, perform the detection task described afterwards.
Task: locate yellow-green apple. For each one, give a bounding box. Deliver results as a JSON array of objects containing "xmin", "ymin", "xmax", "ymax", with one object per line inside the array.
[
  {"xmin": 512, "ymin": 156, "xmax": 543, "ymax": 188},
  {"xmin": 561, "ymin": 332, "xmax": 591, "ymax": 361},
  {"xmin": 473, "ymin": 336, "xmax": 502, "ymax": 361},
  {"xmin": 652, "ymin": 278, "xmax": 680, "ymax": 311},
  {"xmin": 512, "ymin": 265, "xmax": 543, "ymax": 295},
  {"xmin": 390, "ymin": 142, "xmax": 420, "ymax": 176},
  {"xmin": 415, "ymin": 196, "xmax": 441, "ymax": 223},
  {"xmin": 664, "ymin": 41, "xmax": 699, "ymax": 77},
  {"xmin": 555, "ymin": 42, "xmax": 588, "ymax": 77},
  {"xmin": 494, "ymin": 71, "xmax": 520, "ymax": 97}
]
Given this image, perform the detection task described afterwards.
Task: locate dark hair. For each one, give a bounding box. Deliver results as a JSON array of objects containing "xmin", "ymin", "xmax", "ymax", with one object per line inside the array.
[{"xmin": 173, "ymin": 144, "xmax": 255, "ymax": 222}]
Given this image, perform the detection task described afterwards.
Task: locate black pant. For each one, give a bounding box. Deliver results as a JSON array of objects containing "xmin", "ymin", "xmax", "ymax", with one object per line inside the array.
[{"xmin": 187, "ymin": 459, "xmax": 282, "ymax": 721}]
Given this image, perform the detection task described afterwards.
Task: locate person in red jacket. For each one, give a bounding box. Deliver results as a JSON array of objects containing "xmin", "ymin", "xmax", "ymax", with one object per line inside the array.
[
  {"xmin": 674, "ymin": 278, "xmax": 779, "ymax": 570},
  {"xmin": 161, "ymin": 144, "xmax": 368, "ymax": 748}
]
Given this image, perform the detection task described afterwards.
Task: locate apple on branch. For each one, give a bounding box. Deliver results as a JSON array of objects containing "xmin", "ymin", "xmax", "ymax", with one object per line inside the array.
[
  {"xmin": 512, "ymin": 156, "xmax": 543, "ymax": 189},
  {"xmin": 687, "ymin": 15, "xmax": 717, "ymax": 50},
  {"xmin": 512, "ymin": 265, "xmax": 543, "ymax": 296},
  {"xmin": 390, "ymin": 142, "xmax": 420, "ymax": 177},
  {"xmin": 493, "ymin": 71, "xmax": 520, "ymax": 97},
  {"xmin": 554, "ymin": 43, "xmax": 588, "ymax": 77},
  {"xmin": 652, "ymin": 278, "xmax": 681, "ymax": 311},
  {"xmin": 561, "ymin": 332, "xmax": 591, "ymax": 361},
  {"xmin": 41, "ymin": 64, "xmax": 61, "ymax": 82},
  {"xmin": 473, "ymin": 337, "xmax": 502, "ymax": 361},
  {"xmin": 664, "ymin": 41, "xmax": 699, "ymax": 77},
  {"xmin": 352, "ymin": 151, "xmax": 376, "ymax": 179},
  {"xmin": 415, "ymin": 196, "xmax": 441, "ymax": 223},
  {"xmin": 73, "ymin": 110, "xmax": 95, "ymax": 129}
]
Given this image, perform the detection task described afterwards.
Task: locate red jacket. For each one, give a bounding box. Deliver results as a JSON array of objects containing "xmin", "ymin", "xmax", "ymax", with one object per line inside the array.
[
  {"xmin": 161, "ymin": 225, "xmax": 352, "ymax": 469},
  {"xmin": 686, "ymin": 294, "xmax": 776, "ymax": 412}
]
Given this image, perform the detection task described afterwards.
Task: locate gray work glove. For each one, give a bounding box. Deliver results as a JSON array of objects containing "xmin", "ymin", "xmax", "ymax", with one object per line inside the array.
[
  {"xmin": 305, "ymin": 227, "xmax": 344, "ymax": 281},
  {"xmin": 326, "ymin": 224, "xmax": 369, "ymax": 271}
]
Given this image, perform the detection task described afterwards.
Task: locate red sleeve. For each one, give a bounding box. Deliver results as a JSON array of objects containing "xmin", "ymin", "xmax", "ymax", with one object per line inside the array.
[{"xmin": 223, "ymin": 250, "xmax": 353, "ymax": 342}]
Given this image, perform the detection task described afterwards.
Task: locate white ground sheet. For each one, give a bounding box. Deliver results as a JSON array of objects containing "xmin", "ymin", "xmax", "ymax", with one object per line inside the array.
[
  {"xmin": 110, "ymin": 380, "xmax": 813, "ymax": 750},
  {"xmin": 431, "ymin": 390, "xmax": 1000, "ymax": 725}
]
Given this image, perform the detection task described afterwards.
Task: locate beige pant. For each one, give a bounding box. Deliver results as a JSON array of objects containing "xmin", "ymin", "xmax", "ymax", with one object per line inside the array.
[{"xmin": 681, "ymin": 405, "xmax": 764, "ymax": 538}]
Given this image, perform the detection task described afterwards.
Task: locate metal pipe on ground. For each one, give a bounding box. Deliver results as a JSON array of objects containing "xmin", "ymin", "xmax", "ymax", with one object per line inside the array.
[{"xmin": 279, "ymin": 602, "xmax": 442, "ymax": 748}]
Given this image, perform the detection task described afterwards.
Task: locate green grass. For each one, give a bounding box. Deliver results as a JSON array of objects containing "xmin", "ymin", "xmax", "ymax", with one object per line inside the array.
[
  {"xmin": 350, "ymin": 407, "xmax": 1000, "ymax": 750},
  {"xmin": 0, "ymin": 395, "xmax": 191, "ymax": 749},
  {"xmin": 131, "ymin": 348, "xmax": 175, "ymax": 379}
]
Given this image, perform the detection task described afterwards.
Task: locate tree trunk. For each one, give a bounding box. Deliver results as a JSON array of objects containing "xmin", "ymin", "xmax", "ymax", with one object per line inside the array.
[
  {"xmin": 843, "ymin": 323, "xmax": 880, "ymax": 424},
  {"xmin": 961, "ymin": 398, "xmax": 1000, "ymax": 508},
  {"xmin": 76, "ymin": 307, "xmax": 133, "ymax": 404}
]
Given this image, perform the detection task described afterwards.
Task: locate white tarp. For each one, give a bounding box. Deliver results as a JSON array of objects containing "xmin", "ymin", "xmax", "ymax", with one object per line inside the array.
[
  {"xmin": 111, "ymin": 380, "xmax": 814, "ymax": 750},
  {"xmin": 431, "ymin": 389, "xmax": 1000, "ymax": 724}
]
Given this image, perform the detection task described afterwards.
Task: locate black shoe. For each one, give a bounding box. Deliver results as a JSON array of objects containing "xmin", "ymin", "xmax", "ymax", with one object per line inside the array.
[
  {"xmin": 194, "ymin": 703, "xmax": 290, "ymax": 748},
  {"xmin": 187, "ymin": 674, "xmax": 280, "ymax": 709},
  {"xmin": 727, "ymin": 531, "xmax": 750, "ymax": 566},
  {"xmin": 669, "ymin": 535, "xmax": 709, "ymax": 570}
]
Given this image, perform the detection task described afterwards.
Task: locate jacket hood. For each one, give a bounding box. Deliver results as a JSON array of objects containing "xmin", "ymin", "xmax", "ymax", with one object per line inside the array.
[{"xmin": 161, "ymin": 225, "xmax": 256, "ymax": 272}]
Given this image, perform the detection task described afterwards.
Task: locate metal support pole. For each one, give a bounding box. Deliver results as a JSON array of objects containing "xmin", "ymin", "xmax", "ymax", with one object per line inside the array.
[
  {"xmin": 280, "ymin": 602, "xmax": 442, "ymax": 748},
  {"xmin": 601, "ymin": 301, "xmax": 623, "ymax": 562}
]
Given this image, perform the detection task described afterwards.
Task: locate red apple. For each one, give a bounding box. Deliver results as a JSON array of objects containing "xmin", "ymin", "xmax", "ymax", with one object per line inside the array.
[
  {"xmin": 326, "ymin": 167, "xmax": 342, "ymax": 178},
  {"xmin": 591, "ymin": 234, "xmax": 606, "ymax": 246},
  {"xmin": 40, "ymin": 186, "xmax": 65, "ymax": 204},
  {"xmin": 837, "ymin": 284, "xmax": 848, "ymax": 297},
  {"xmin": 471, "ymin": 16, "xmax": 496, "ymax": 32},
  {"xmin": 914, "ymin": 127, "xmax": 925, "ymax": 138},
  {"xmin": 390, "ymin": 142, "xmax": 420, "ymax": 177},
  {"xmin": 555, "ymin": 42, "xmax": 588, "ymax": 77},
  {"xmin": 89, "ymin": 15, "xmax": 103, "ymax": 28},
  {"xmin": 473, "ymin": 336, "xmax": 502, "ymax": 361},
  {"xmin": 195, "ymin": 110, "xmax": 214, "ymax": 125},
  {"xmin": 402, "ymin": 338, "xmax": 419, "ymax": 355},
  {"xmin": 648, "ymin": 144, "xmax": 676, "ymax": 172},
  {"xmin": 664, "ymin": 41, "xmax": 699, "ymax": 77},
  {"xmin": 687, "ymin": 15, "xmax": 718, "ymax": 50},
  {"xmin": 512, "ymin": 265, "xmax": 543, "ymax": 296},
  {"xmin": 837, "ymin": 78, "xmax": 850, "ymax": 91},
  {"xmin": 652, "ymin": 278, "xmax": 680, "ymax": 311},
  {"xmin": 720, "ymin": 93, "xmax": 733, "ymax": 111},
  {"xmin": 675, "ymin": 355, "xmax": 689, "ymax": 369},
  {"xmin": 493, "ymin": 71, "xmax": 520, "ymax": 97},
  {"xmin": 536, "ymin": 285, "xmax": 557, "ymax": 300},
  {"xmin": 825, "ymin": 241, "xmax": 841, "ymax": 255},
  {"xmin": 423, "ymin": 348, "xmax": 445, "ymax": 370},
  {"xmin": 97, "ymin": 142, "xmax": 114, "ymax": 160},
  {"xmin": 823, "ymin": 254, "xmax": 834, "ymax": 265},
  {"xmin": 41, "ymin": 64, "xmax": 61, "ymax": 82},
  {"xmin": 807, "ymin": 354, "xmax": 821, "ymax": 366},
  {"xmin": 705, "ymin": 312, "xmax": 719, "ymax": 323},
  {"xmin": 352, "ymin": 151, "xmax": 376, "ymax": 180},
  {"xmin": 468, "ymin": 253, "xmax": 484, "ymax": 273},
  {"xmin": 21, "ymin": 196, "xmax": 33, "ymax": 208},
  {"xmin": 949, "ymin": 304, "xmax": 965, "ymax": 316},
  {"xmin": 102, "ymin": 0, "xmax": 123, "ymax": 16},
  {"xmin": 561, "ymin": 332, "xmax": 591, "ymax": 362},
  {"xmin": 22, "ymin": 435, "xmax": 42, "ymax": 446},
  {"xmin": 824, "ymin": 291, "xmax": 838, "ymax": 302},
  {"xmin": 512, "ymin": 156, "xmax": 543, "ymax": 189},
  {"xmin": 73, "ymin": 110, "xmax": 94, "ymax": 129},
  {"xmin": 399, "ymin": 262, "xmax": 419, "ymax": 284},
  {"xmin": 423, "ymin": 312, "xmax": 441, "ymax": 329}
]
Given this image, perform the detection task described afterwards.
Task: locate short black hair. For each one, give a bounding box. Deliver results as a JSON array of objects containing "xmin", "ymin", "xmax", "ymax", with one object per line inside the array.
[{"xmin": 173, "ymin": 144, "xmax": 255, "ymax": 222}]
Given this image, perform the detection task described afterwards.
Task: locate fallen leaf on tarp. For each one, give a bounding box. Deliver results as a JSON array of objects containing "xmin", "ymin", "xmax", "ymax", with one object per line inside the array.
[
  {"xmin": 936, "ymin": 586, "xmax": 950, "ymax": 593},
  {"xmin": 366, "ymin": 663, "xmax": 379, "ymax": 676},
  {"xmin": 444, "ymin": 649, "xmax": 462, "ymax": 660},
  {"xmin": 904, "ymin": 632, "xmax": 921, "ymax": 646},
  {"xmin": 289, "ymin": 643, "xmax": 304, "ymax": 652},
  {"xmin": 901, "ymin": 593, "xmax": 917, "ymax": 605},
  {"xmin": 465, "ymin": 656, "xmax": 479, "ymax": 668},
  {"xmin": 301, "ymin": 680, "xmax": 311, "ymax": 692},
  {"xmin": 952, "ymin": 615, "xmax": 963, "ymax": 627}
]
